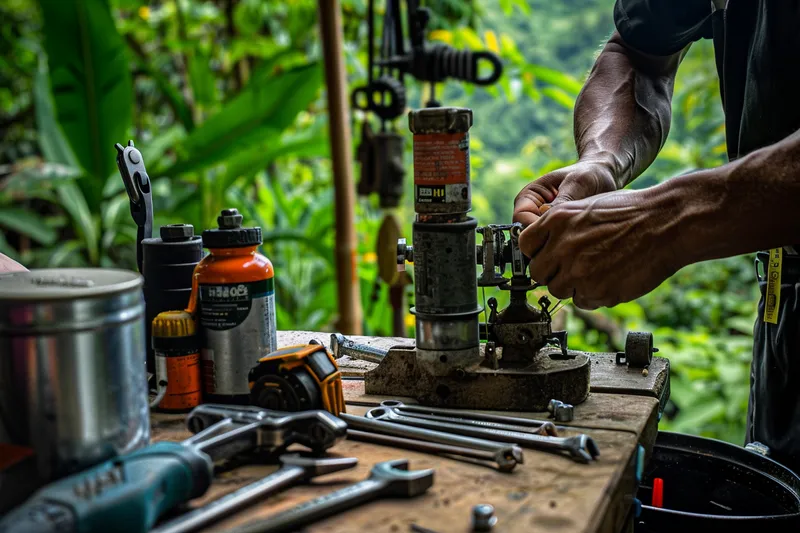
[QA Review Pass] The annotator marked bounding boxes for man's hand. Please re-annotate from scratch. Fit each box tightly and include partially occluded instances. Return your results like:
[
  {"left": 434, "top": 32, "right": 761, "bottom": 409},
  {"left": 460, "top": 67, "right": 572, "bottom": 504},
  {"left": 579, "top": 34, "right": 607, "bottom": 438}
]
[
  {"left": 518, "top": 187, "right": 684, "bottom": 310},
  {"left": 513, "top": 161, "right": 618, "bottom": 227}
]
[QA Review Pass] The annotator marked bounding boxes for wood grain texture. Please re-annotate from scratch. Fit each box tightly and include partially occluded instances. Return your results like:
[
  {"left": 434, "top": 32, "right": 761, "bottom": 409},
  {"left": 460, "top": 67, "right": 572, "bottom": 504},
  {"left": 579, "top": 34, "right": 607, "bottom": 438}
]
[{"left": 151, "top": 394, "right": 657, "bottom": 532}]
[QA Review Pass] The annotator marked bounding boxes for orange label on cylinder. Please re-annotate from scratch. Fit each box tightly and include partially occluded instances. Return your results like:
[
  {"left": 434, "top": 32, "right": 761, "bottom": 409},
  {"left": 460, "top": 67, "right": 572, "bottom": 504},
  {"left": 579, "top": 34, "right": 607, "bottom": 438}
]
[
  {"left": 160, "top": 353, "right": 202, "bottom": 411},
  {"left": 413, "top": 133, "right": 469, "bottom": 185}
]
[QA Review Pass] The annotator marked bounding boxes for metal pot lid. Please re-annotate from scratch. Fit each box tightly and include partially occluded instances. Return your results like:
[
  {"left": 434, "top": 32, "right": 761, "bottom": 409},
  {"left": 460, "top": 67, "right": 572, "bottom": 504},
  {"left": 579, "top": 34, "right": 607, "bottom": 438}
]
[{"left": 0, "top": 268, "right": 143, "bottom": 300}]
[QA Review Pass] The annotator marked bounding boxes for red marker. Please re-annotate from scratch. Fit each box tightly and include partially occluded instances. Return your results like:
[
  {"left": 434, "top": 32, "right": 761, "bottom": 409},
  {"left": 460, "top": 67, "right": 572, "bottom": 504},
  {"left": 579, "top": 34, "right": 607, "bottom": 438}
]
[{"left": 652, "top": 477, "right": 664, "bottom": 508}]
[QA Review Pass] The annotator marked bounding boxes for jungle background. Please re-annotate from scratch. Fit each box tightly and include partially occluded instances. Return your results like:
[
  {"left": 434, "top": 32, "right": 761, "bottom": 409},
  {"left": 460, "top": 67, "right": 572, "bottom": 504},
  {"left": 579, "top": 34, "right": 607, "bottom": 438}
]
[{"left": 0, "top": 0, "right": 752, "bottom": 443}]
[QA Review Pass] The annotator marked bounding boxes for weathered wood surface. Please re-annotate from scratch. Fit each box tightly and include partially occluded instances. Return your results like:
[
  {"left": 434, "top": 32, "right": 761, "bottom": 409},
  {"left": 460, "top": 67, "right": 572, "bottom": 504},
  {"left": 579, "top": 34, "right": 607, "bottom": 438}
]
[
  {"left": 151, "top": 395, "right": 657, "bottom": 533},
  {"left": 276, "top": 331, "right": 670, "bottom": 403}
]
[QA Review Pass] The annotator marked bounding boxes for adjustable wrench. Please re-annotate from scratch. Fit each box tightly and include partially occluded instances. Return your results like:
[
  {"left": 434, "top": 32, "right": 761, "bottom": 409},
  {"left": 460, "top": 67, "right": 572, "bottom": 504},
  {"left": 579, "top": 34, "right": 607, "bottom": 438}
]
[
  {"left": 150, "top": 455, "right": 358, "bottom": 533},
  {"left": 366, "top": 407, "right": 600, "bottom": 463},
  {"left": 340, "top": 413, "right": 523, "bottom": 470},
  {"left": 377, "top": 400, "right": 557, "bottom": 437},
  {"left": 185, "top": 404, "right": 348, "bottom": 455},
  {"left": 227, "top": 459, "right": 434, "bottom": 533}
]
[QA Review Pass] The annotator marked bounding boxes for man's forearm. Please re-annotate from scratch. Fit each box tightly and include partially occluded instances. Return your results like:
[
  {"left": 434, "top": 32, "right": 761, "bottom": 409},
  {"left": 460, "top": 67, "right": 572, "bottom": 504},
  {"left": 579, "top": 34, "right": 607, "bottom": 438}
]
[
  {"left": 659, "top": 131, "right": 800, "bottom": 264},
  {"left": 575, "top": 32, "right": 683, "bottom": 188}
]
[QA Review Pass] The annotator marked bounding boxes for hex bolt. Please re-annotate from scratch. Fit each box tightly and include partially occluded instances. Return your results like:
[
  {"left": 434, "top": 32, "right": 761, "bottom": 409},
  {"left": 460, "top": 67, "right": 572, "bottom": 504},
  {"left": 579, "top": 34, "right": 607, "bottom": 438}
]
[
  {"left": 554, "top": 403, "right": 574, "bottom": 423},
  {"left": 472, "top": 504, "right": 497, "bottom": 531}
]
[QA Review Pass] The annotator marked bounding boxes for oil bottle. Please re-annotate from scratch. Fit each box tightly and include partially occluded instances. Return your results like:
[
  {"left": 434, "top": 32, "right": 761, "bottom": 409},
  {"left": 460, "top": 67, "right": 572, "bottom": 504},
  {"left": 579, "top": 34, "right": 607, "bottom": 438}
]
[{"left": 187, "top": 208, "right": 277, "bottom": 404}]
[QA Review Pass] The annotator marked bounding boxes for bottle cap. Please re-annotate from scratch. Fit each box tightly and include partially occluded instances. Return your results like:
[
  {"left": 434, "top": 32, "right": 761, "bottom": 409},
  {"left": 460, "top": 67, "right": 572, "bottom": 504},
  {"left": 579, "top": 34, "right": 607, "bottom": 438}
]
[{"left": 202, "top": 208, "right": 262, "bottom": 248}]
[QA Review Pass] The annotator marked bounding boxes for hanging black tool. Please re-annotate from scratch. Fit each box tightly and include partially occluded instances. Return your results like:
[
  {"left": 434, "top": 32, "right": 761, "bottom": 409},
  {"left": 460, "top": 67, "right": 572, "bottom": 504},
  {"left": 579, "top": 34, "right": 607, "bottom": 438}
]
[
  {"left": 352, "top": 1, "right": 504, "bottom": 337},
  {"left": 115, "top": 140, "right": 153, "bottom": 273}
]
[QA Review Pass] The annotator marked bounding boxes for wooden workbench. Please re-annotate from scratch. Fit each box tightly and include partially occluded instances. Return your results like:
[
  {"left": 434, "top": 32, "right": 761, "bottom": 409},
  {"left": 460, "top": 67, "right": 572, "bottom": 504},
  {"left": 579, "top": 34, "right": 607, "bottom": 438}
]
[{"left": 151, "top": 331, "right": 665, "bottom": 533}]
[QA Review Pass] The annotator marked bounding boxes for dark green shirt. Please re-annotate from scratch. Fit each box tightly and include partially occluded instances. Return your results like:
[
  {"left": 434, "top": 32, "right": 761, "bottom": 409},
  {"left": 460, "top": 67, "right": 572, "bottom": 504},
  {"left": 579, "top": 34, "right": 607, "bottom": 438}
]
[{"left": 614, "top": 0, "right": 800, "bottom": 161}]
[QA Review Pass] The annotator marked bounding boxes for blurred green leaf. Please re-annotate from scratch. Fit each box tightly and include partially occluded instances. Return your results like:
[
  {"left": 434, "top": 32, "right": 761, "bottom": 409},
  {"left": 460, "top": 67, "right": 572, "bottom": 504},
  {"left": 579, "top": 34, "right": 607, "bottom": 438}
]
[
  {"left": 528, "top": 64, "right": 583, "bottom": 95},
  {"left": 157, "top": 62, "right": 322, "bottom": 177},
  {"left": 56, "top": 182, "right": 99, "bottom": 265},
  {"left": 39, "top": 0, "right": 133, "bottom": 202},
  {"left": 0, "top": 208, "right": 58, "bottom": 245}
]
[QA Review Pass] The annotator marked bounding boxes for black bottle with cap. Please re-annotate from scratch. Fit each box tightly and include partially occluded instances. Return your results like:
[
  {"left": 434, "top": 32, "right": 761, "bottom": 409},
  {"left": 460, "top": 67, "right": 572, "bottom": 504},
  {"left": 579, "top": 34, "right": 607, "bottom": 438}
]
[{"left": 141, "top": 224, "right": 204, "bottom": 373}]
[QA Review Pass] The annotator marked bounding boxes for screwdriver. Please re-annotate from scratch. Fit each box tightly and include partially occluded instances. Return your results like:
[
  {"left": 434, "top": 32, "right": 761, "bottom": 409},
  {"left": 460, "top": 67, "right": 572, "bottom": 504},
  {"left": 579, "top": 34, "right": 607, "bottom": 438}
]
[{"left": 0, "top": 419, "right": 263, "bottom": 533}]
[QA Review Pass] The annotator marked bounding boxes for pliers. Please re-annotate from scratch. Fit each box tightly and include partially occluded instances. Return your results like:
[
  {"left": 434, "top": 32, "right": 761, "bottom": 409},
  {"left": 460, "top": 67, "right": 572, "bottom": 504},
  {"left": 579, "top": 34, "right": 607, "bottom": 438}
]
[{"left": 115, "top": 140, "right": 153, "bottom": 273}]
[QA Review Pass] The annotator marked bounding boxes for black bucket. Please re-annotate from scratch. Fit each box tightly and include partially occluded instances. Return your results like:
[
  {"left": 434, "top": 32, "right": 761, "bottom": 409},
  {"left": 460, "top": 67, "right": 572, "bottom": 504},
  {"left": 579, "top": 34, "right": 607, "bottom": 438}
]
[{"left": 635, "top": 432, "right": 800, "bottom": 532}]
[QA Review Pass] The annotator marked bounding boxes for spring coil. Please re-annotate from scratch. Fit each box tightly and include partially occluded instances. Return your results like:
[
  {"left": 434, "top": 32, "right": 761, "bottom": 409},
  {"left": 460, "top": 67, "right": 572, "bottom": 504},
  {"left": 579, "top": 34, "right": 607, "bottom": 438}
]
[{"left": 416, "top": 44, "right": 503, "bottom": 86}]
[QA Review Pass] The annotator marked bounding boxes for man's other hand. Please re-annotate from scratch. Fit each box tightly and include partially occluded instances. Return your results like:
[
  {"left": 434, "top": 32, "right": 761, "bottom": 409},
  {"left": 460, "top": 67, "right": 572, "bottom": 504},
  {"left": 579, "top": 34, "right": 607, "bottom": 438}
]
[
  {"left": 0, "top": 254, "right": 27, "bottom": 273},
  {"left": 517, "top": 187, "right": 683, "bottom": 310},
  {"left": 513, "top": 161, "right": 618, "bottom": 227}
]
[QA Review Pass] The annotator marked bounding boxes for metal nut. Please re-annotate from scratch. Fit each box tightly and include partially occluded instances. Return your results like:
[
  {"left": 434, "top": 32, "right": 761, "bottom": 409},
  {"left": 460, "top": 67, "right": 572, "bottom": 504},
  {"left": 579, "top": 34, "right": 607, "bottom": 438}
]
[
  {"left": 553, "top": 403, "right": 574, "bottom": 423},
  {"left": 472, "top": 504, "right": 497, "bottom": 531}
]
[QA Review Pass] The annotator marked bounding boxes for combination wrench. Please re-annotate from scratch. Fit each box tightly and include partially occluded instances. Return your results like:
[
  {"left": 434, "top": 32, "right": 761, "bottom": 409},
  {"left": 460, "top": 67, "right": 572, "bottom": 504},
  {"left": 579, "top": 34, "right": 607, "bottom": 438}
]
[
  {"left": 151, "top": 455, "right": 358, "bottom": 533},
  {"left": 377, "top": 400, "right": 558, "bottom": 437},
  {"left": 366, "top": 407, "right": 600, "bottom": 463},
  {"left": 339, "top": 413, "right": 523, "bottom": 471},
  {"left": 227, "top": 460, "right": 434, "bottom": 533},
  {"left": 347, "top": 429, "right": 518, "bottom": 472}
]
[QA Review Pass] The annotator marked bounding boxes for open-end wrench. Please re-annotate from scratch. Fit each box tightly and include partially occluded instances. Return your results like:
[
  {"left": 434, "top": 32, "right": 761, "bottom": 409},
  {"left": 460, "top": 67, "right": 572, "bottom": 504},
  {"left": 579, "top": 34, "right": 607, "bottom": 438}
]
[
  {"left": 330, "top": 333, "right": 389, "bottom": 363},
  {"left": 377, "top": 400, "right": 558, "bottom": 437},
  {"left": 339, "top": 413, "right": 523, "bottom": 470},
  {"left": 347, "top": 429, "right": 517, "bottom": 472},
  {"left": 227, "top": 460, "right": 434, "bottom": 533},
  {"left": 380, "top": 400, "right": 555, "bottom": 430},
  {"left": 151, "top": 455, "right": 358, "bottom": 533},
  {"left": 366, "top": 407, "right": 600, "bottom": 463},
  {"left": 185, "top": 404, "right": 348, "bottom": 456}
]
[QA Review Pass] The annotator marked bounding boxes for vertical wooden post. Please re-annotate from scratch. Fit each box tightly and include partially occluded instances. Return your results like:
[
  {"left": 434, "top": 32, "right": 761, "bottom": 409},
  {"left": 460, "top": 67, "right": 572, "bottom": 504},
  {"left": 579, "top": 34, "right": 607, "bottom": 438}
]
[{"left": 318, "top": 0, "right": 363, "bottom": 334}]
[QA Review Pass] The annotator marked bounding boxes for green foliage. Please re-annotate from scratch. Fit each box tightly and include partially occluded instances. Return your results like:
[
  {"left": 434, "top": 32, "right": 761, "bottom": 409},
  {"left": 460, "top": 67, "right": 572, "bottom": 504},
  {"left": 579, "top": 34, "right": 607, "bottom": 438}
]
[{"left": 0, "top": 0, "right": 755, "bottom": 445}]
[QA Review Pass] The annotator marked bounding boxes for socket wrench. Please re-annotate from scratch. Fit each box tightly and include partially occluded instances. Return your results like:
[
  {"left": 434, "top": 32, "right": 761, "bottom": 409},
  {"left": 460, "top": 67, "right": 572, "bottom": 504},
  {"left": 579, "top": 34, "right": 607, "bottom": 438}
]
[
  {"left": 339, "top": 413, "right": 523, "bottom": 469},
  {"left": 227, "top": 460, "right": 433, "bottom": 533},
  {"left": 330, "top": 333, "right": 388, "bottom": 363},
  {"left": 366, "top": 407, "right": 599, "bottom": 463},
  {"left": 151, "top": 455, "right": 358, "bottom": 533},
  {"left": 378, "top": 400, "right": 557, "bottom": 437},
  {"left": 347, "top": 429, "right": 517, "bottom": 472}
]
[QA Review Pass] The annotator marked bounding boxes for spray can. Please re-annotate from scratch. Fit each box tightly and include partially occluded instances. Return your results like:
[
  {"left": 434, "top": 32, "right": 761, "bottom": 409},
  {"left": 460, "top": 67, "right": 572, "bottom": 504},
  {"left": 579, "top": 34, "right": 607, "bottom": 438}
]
[
  {"left": 190, "top": 208, "right": 277, "bottom": 403},
  {"left": 151, "top": 310, "right": 202, "bottom": 412}
]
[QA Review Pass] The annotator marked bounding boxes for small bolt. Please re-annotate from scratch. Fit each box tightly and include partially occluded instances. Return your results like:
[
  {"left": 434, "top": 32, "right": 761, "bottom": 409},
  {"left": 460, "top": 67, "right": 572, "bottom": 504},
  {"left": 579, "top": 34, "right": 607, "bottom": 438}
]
[
  {"left": 642, "top": 368, "right": 649, "bottom": 377},
  {"left": 127, "top": 149, "right": 141, "bottom": 164},
  {"left": 472, "top": 504, "right": 497, "bottom": 532},
  {"left": 548, "top": 399, "right": 563, "bottom": 415},
  {"left": 553, "top": 403, "right": 574, "bottom": 422}
]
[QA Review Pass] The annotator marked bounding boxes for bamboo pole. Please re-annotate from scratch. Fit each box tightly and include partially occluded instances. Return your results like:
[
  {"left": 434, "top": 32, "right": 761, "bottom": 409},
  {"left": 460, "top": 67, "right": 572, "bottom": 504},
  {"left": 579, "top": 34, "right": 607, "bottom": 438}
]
[{"left": 318, "top": 0, "right": 363, "bottom": 334}]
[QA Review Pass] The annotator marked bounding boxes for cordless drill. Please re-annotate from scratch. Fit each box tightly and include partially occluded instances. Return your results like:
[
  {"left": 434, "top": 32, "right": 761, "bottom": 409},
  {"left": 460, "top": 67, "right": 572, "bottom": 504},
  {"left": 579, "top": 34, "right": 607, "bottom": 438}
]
[{"left": 0, "top": 406, "right": 347, "bottom": 533}]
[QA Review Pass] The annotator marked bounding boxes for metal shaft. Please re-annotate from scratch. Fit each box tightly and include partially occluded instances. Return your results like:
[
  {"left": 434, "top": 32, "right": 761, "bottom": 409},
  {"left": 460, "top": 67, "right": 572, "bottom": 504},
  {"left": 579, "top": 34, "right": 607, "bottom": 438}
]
[
  {"left": 150, "top": 465, "right": 306, "bottom": 533},
  {"left": 330, "top": 333, "right": 387, "bottom": 363},
  {"left": 368, "top": 409, "right": 598, "bottom": 463},
  {"left": 339, "top": 413, "right": 523, "bottom": 464},
  {"left": 380, "top": 400, "right": 553, "bottom": 428},
  {"left": 231, "top": 479, "right": 387, "bottom": 533},
  {"left": 346, "top": 429, "right": 515, "bottom": 472},
  {"left": 383, "top": 409, "right": 557, "bottom": 437}
]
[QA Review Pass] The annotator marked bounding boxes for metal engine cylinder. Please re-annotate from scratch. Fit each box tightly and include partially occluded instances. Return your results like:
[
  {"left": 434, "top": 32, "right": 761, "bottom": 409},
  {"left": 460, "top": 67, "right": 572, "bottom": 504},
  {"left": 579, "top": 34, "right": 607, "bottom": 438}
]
[{"left": 407, "top": 107, "right": 481, "bottom": 376}]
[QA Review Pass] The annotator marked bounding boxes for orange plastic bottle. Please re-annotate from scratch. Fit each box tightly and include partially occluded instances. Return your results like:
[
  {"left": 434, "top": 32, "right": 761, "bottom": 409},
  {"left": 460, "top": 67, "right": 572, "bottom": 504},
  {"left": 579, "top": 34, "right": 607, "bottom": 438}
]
[{"left": 187, "top": 208, "right": 277, "bottom": 404}]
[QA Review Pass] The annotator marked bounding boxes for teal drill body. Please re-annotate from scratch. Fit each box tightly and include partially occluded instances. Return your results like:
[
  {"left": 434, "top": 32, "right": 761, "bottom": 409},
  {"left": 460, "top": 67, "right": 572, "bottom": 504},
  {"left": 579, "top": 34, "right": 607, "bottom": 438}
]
[{"left": 0, "top": 442, "right": 213, "bottom": 533}]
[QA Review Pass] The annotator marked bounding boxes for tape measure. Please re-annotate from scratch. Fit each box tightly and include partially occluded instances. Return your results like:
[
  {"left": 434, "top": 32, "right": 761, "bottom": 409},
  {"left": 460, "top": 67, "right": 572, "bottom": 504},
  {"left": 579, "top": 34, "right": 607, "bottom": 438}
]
[{"left": 248, "top": 343, "right": 346, "bottom": 415}]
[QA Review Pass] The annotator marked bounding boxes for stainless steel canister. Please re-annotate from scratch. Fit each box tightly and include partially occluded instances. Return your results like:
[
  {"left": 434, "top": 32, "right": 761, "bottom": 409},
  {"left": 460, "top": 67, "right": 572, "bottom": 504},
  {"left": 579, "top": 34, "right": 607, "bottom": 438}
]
[{"left": 0, "top": 268, "right": 150, "bottom": 480}]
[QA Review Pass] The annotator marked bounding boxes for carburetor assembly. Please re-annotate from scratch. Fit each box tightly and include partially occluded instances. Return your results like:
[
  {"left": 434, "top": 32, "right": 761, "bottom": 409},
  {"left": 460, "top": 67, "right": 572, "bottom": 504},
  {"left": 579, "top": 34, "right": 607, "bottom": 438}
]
[{"left": 365, "top": 107, "right": 594, "bottom": 411}]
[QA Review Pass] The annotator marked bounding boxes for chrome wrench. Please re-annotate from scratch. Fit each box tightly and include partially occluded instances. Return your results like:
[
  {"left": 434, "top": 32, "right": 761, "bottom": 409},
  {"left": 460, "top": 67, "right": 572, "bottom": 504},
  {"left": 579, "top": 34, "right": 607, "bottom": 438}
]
[
  {"left": 380, "top": 400, "right": 555, "bottom": 430},
  {"left": 366, "top": 407, "right": 600, "bottom": 463},
  {"left": 378, "top": 400, "right": 558, "bottom": 437},
  {"left": 339, "top": 413, "right": 523, "bottom": 470},
  {"left": 347, "top": 429, "right": 517, "bottom": 472},
  {"left": 227, "top": 460, "right": 433, "bottom": 533},
  {"left": 151, "top": 455, "right": 358, "bottom": 533}
]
